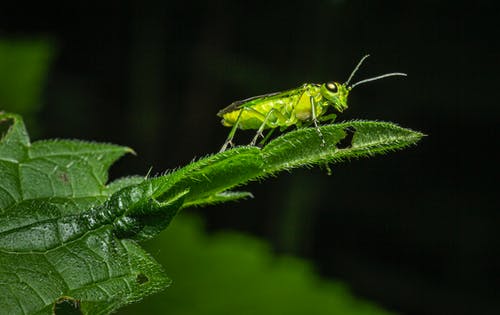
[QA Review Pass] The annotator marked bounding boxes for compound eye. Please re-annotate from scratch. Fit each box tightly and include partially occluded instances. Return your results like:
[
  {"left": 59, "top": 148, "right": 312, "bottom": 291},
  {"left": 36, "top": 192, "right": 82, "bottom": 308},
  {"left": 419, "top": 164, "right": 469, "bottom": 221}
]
[{"left": 326, "top": 82, "right": 338, "bottom": 93}]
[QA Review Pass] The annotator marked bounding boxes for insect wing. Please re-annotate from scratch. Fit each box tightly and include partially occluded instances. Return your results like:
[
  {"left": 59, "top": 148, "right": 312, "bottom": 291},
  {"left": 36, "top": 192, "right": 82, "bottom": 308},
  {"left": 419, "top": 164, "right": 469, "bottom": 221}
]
[
  {"left": 217, "top": 92, "right": 280, "bottom": 116},
  {"left": 217, "top": 87, "right": 304, "bottom": 117}
]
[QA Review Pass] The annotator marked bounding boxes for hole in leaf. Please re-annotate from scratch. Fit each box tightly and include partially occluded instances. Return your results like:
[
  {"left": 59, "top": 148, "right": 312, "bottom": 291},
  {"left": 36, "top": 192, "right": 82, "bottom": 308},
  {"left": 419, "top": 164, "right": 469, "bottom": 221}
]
[
  {"left": 0, "top": 117, "right": 14, "bottom": 141},
  {"left": 336, "top": 127, "right": 356, "bottom": 149},
  {"left": 136, "top": 273, "right": 149, "bottom": 284},
  {"left": 53, "top": 296, "right": 82, "bottom": 315}
]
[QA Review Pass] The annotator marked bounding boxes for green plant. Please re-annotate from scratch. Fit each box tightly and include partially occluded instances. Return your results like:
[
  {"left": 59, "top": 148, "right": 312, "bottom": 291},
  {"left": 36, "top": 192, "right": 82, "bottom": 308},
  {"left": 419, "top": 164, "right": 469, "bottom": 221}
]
[
  {"left": 0, "top": 112, "right": 423, "bottom": 314},
  {"left": 121, "top": 214, "right": 395, "bottom": 315}
]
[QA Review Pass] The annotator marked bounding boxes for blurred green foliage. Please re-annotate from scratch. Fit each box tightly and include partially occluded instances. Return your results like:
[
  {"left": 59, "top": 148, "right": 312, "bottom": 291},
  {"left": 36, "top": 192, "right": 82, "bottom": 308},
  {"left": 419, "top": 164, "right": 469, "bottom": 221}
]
[
  {"left": 0, "top": 38, "right": 53, "bottom": 131},
  {"left": 121, "top": 214, "right": 394, "bottom": 315}
]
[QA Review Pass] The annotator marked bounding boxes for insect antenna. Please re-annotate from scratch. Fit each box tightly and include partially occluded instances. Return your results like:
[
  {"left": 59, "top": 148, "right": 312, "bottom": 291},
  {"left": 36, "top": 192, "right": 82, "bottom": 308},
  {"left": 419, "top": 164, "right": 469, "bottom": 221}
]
[
  {"left": 349, "top": 72, "right": 407, "bottom": 89},
  {"left": 345, "top": 54, "right": 370, "bottom": 86}
]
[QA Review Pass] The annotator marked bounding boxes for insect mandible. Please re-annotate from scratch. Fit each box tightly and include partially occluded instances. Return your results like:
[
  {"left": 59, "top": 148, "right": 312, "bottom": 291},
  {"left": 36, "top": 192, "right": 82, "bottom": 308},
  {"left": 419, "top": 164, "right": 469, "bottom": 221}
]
[{"left": 217, "top": 55, "right": 406, "bottom": 152}]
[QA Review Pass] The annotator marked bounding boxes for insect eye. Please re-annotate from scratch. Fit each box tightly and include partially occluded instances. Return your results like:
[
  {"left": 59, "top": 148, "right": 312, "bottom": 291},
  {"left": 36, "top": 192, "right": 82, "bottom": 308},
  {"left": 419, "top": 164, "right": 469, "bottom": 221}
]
[{"left": 326, "top": 82, "right": 338, "bottom": 93}]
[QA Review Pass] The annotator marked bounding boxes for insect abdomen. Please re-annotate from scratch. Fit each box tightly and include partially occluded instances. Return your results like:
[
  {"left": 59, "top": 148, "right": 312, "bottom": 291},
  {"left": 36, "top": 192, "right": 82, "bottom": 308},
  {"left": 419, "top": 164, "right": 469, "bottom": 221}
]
[{"left": 221, "top": 96, "right": 298, "bottom": 129}]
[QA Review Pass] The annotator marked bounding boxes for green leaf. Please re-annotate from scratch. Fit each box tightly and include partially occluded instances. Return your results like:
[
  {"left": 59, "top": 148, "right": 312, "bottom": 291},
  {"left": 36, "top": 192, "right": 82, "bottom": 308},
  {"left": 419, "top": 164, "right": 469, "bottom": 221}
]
[
  {"left": 262, "top": 121, "right": 424, "bottom": 173},
  {"left": 0, "top": 112, "right": 423, "bottom": 314},
  {"left": 157, "top": 121, "right": 424, "bottom": 207},
  {"left": 150, "top": 146, "right": 263, "bottom": 206},
  {"left": 0, "top": 113, "right": 169, "bottom": 315}
]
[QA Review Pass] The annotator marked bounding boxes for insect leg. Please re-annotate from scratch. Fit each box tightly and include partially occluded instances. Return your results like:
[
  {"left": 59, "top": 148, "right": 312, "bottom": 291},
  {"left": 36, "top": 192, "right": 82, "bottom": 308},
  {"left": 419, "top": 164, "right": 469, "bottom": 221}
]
[
  {"left": 258, "top": 128, "right": 276, "bottom": 146},
  {"left": 250, "top": 108, "right": 289, "bottom": 146},
  {"left": 220, "top": 109, "right": 244, "bottom": 152},
  {"left": 259, "top": 116, "right": 293, "bottom": 146},
  {"left": 310, "top": 96, "right": 326, "bottom": 146},
  {"left": 250, "top": 108, "right": 277, "bottom": 146}
]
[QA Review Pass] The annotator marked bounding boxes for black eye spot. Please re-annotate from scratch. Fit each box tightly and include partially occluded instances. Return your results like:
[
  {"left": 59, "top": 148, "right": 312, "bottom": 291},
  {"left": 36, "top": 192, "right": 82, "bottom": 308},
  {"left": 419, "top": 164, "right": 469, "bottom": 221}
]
[{"left": 326, "top": 82, "right": 338, "bottom": 93}]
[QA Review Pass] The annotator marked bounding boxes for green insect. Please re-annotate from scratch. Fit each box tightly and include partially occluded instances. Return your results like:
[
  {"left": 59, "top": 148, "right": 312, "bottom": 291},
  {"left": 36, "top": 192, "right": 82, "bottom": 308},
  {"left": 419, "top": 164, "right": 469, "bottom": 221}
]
[{"left": 217, "top": 55, "right": 406, "bottom": 151}]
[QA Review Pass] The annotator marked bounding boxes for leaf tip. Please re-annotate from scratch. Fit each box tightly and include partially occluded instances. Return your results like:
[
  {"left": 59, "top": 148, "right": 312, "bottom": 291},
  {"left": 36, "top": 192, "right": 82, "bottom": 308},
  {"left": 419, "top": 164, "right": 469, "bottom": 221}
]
[{"left": 126, "top": 146, "right": 137, "bottom": 156}]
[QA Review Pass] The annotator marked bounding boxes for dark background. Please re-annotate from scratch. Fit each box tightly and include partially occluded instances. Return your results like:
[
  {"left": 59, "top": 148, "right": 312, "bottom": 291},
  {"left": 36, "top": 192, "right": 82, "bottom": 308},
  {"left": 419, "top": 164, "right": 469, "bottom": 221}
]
[{"left": 1, "top": 1, "right": 498, "bottom": 314}]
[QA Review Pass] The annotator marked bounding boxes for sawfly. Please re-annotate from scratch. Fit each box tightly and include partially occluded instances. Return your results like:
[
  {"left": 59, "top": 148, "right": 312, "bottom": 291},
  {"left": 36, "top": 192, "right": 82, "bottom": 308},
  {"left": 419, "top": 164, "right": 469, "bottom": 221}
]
[{"left": 218, "top": 55, "right": 406, "bottom": 151}]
